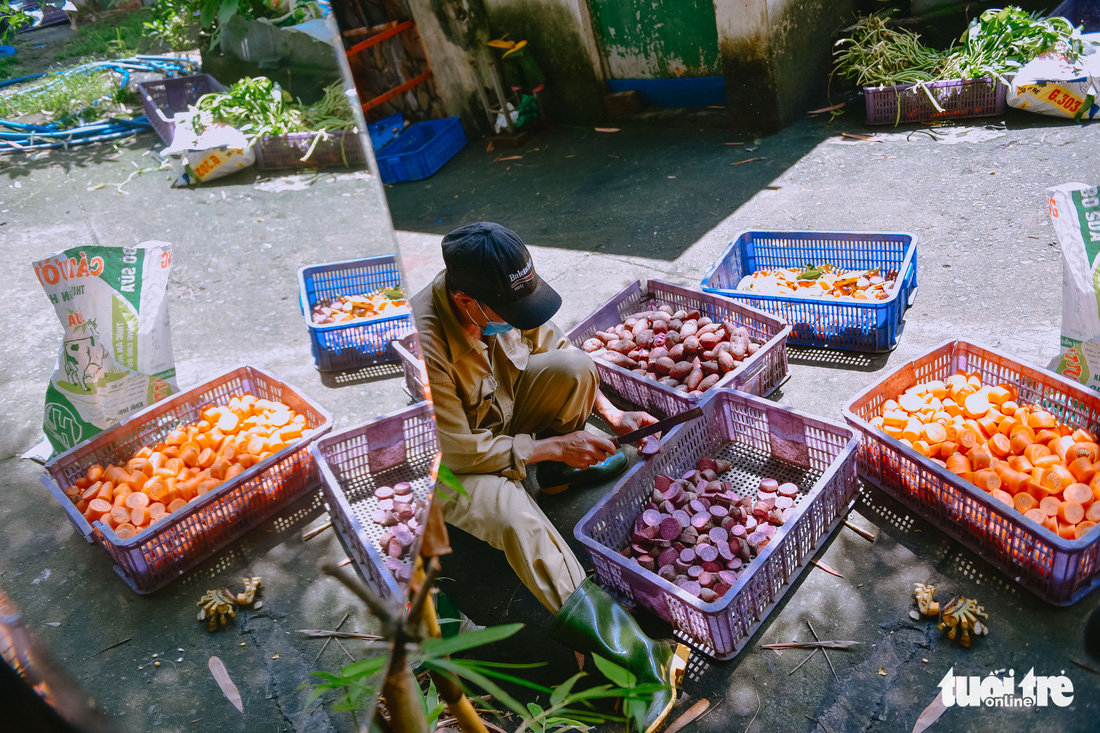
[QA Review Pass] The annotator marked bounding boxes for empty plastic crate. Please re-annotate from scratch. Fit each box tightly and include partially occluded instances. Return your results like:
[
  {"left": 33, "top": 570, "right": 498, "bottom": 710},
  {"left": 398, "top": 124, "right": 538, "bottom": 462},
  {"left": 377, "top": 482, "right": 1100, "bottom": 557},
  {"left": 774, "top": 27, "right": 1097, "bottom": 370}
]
[
  {"left": 41, "top": 366, "right": 332, "bottom": 593},
  {"left": 136, "top": 74, "right": 225, "bottom": 146},
  {"left": 375, "top": 117, "right": 465, "bottom": 184},
  {"left": 254, "top": 131, "right": 366, "bottom": 170},
  {"left": 367, "top": 113, "right": 405, "bottom": 152},
  {"left": 392, "top": 332, "right": 429, "bottom": 404},
  {"left": 567, "top": 280, "right": 791, "bottom": 419},
  {"left": 575, "top": 388, "right": 860, "bottom": 659},
  {"left": 298, "top": 255, "right": 414, "bottom": 372},
  {"left": 313, "top": 402, "right": 437, "bottom": 599},
  {"left": 844, "top": 339, "right": 1100, "bottom": 605},
  {"left": 700, "top": 231, "right": 918, "bottom": 352},
  {"left": 864, "top": 77, "right": 1006, "bottom": 126}
]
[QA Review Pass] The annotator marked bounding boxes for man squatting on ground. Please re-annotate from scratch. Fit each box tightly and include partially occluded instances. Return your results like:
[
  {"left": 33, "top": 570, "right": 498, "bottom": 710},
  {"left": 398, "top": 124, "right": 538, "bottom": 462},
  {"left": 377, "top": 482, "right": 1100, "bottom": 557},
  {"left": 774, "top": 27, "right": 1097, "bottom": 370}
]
[{"left": 412, "top": 222, "right": 686, "bottom": 733}]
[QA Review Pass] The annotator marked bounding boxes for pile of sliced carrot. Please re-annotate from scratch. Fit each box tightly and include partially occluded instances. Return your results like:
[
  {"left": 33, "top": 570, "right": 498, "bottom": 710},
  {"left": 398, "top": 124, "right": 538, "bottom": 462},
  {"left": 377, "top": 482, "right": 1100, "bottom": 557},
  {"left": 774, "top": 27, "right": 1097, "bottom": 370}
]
[
  {"left": 64, "top": 394, "right": 313, "bottom": 539},
  {"left": 871, "top": 372, "right": 1100, "bottom": 541}
]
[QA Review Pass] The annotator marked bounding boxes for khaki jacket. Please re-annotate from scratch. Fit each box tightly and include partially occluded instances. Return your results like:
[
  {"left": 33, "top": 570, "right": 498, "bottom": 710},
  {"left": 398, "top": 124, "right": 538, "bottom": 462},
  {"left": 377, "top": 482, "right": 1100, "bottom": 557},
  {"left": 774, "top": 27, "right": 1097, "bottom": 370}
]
[{"left": 411, "top": 272, "right": 569, "bottom": 480}]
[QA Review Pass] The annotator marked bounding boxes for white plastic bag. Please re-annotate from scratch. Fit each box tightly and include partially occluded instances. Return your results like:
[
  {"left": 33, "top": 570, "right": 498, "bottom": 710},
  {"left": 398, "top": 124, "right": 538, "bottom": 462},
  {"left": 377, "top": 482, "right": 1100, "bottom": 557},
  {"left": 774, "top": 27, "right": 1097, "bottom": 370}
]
[
  {"left": 1009, "top": 52, "right": 1100, "bottom": 120},
  {"left": 164, "top": 110, "right": 257, "bottom": 186},
  {"left": 34, "top": 242, "right": 178, "bottom": 454},
  {"left": 1050, "top": 183, "right": 1100, "bottom": 390}
]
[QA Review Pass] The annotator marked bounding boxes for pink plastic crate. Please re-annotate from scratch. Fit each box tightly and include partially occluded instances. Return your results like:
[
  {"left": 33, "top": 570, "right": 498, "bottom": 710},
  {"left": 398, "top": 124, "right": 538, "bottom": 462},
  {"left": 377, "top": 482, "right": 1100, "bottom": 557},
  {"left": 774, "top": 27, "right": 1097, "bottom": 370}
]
[
  {"left": 41, "top": 366, "right": 332, "bottom": 594},
  {"left": 843, "top": 339, "right": 1100, "bottom": 605},
  {"left": 392, "top": 331, "right": 429, "bottom": 404},
  {"left": 575, "top": 389, "right": 859, "bottom": 659},
  {"left": 566, "top": 280, "right": 791, "bottom": 418},
  {"left": 313, "top": 403, "right": 437, "bottom": 599}
]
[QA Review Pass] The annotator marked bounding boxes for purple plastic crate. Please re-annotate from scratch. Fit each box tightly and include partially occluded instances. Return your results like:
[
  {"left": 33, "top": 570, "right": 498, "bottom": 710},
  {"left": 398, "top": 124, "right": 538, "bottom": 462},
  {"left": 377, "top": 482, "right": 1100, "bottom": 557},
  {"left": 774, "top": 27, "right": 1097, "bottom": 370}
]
[
  {"left": 313, "top": 402, "right": 437, "bottom": 599},
  {"left": 844, "top": 339, "right": 1100, "bottom": 605},
  {"left": 255, "top": 131, "right": 366, "bottom": 170},
  {"left": 575, "top": 388, "right": 859, "bottom": 659},
  {"left": 566, "top": 280, "right": 791, "bottom": 418},
  {"left": 392, "top": 331, "right": 429, "bottom": 404},
  {"left": 298, "top": 254, "right": 413, "bottom": 372},
  {"left": 136, "top": 74, "right": 225, "bottom": 146},
  {"left": 41, "top": 366, "right": 332, "bottom": 594},
  {"left": 864, "top": 77, "right": 1006, "bottom": 125}
]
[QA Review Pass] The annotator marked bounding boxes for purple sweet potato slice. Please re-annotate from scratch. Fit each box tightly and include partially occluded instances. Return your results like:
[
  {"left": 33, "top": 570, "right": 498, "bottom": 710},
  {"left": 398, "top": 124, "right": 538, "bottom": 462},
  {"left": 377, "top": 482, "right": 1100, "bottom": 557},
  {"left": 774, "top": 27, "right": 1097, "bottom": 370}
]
[
  {"left": 657, "top": 547, "right": 678, "bottom": 567},
  {"left": 376, "top": 499, "right": 393, "bottom": 512},
  {"left": 714, "top": 458, "right": 732, "bottom": 473},
  {"left": 375, "top": 486, "right": 394, "bottom": 500},
  {"left": 775, "top": 496, "right": 794, "bottom": 510},
  {"left": 717, "top": 541, "right": 734, "bottom": 561},
  {"left": 642, "top": 509, "right": 662, "bottom": 527},
  {"left": 696, "top": 457, "right": 718, "bottom": 473},
  {"left": 713, "top": 582, "right": 731, "bottom": 597},
  {"left": 678, "top": 547, "right": 696, "bottom": 564},
  {"left": 658, "top": 565, "right": 677, "bottom": 582},
  {"left": 709, "top": 504, "right": 729, "bottom": 520},
  {"left": 699, "top": 587, "right": 718, "bottom": 603},
  {"left": 778, "top": 482, "right": 799, "bottom": 498},
  {"left": 697, "top": 571, "right": 715, "bottom": 588},
  {"left": 660, "top": 517, "right": 681, "bottom": 541},
  {"left": 759, "top": 523, "right": 776, "bottom": 537},
  {"left": 673, "top": 509, "right": 691, "bottom": 528},
  {"left": 690, "top": 512, "right": 710, "bottom": 530},
  {"left": 394, "top": 482, "right": 413, "bottom": 496},
  {"left": 687, "top": 565, "right": 704, "bottom": 579},
  {"left": 696, "top": 544, "right": 719, "bottom": 563},
  {"left": 639, "top": 435, "right": 661, "bottom": 456},
  {"left": 709, "top": 526, "right": 728, "bottom": 543},
  {"left": 638, "top": 555, "right": 656, "bottom": 572},
  {"left": 759, "top": 478, "right": 779, "bottom": 494},
  {"left": 718, "top": 570, "right": 739, "bottom": 586},
  {"left": 678, "top": 526, "right": 698, "bottom": 545},
  {"left": 680, "top": 581, "right": 702, "bottom": 597}
]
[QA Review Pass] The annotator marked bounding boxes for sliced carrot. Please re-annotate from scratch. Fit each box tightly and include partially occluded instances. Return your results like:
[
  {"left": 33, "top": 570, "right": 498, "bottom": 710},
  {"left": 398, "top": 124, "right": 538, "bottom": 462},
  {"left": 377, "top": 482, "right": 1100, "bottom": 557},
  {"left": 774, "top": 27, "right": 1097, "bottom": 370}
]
[
  {"left": 990, "top": 488, "right": 1014, "bottom": 508},
  {"left": 1059, "top": 501, "right": 1086, "bottom": 525},
  {"left": 964, "top": 392, "right": 991, "bottom": 419},
  {"left": 225, "top": 463, "right": 246, "bottom": 480},
  {"left": 1025, "top": 508, "right": 1048, "bottom": 525},
  {"left": 168, "top": 498, "right": 187, "bottom": 513},
  {"left": 1064, "top": 483, "right": 1093, "bottom": 506},
  {"left": 1024, "top": 443, "right": 1052, "bottom": 465},
  {"left": 179, "top": 443, "right": 200, "bottom": 467},
  {"left": 1003, "top": 469, "right": 1030, "bottom": 495},
  {"left": 1042, "top": 465, "right": 1075, "bottom": 495},
  {"left": 1008, "top": 455, "right": 1034, "bottom": 473},
  {"left": 922, "top": 422, "right": 947, "bottom": 444},
  {"left": 970, "top": 445, "right": 993, "bottom": 471},
  {"left": 930, "top": 458, "right": 947, "bottom": 468},
  {"left": 1035, "top": 429, "right": 1060, "bottom": 445},
  {"left": 973, "top": 469, "right": 1002, "bottom": 493},
  {"left": 162, "top": 445, "right": 180, "bottom": 459},
  {"left": 957, "top": 428, "right": 979, "bottom": 451},
  {"left": 1076, "top": 521, "right": 1097, "bottom": 539},
  {"left": 148, "top": 452, "right": 166, "bottom": 470},
  {"left": 81, "top": 483, "right": 101, "bottom": 502},
  {"left": 103, "top": 465, "right": 128, "bottom": 484},
  {"left": 87, "top": 498, "right": 112, "bottom": 520},
  {"left": 87, "top": 464, "right": 105, "bottom": 482},
  {"left": 1068, "top": 457, "right": 1096, "bottom": 484},
  {"left": 946, "top": 453, "right": 971, "bottom": 475},
  {"left": 197, "top": 448, "right": 216, "bottom": 469},
  {"left": 977, "top": 415, "right": 1000, "bottom": 438},
  {"left": 196, "top": 478, "right": 220, "bottom": 495},
  {"left": 988, "top": 433, "right": 1012, "bottom": 458},
  {"left": 114, "top": 523, "right": 137, "bottom": 540},
  {"left": 125, "top": 491, "right": 149, "bottom": 509},
  {"left": 1044, "top": 516, "right": 1059, "bottom": 534},
  {"left": 1074, "top": 428, "right": 1099, "bottom": 443},
  {"left": 95, "top": 481, "right": 114, "bottom": 503},
  {"left": 1039, "top": 496, "right": 1063, "bottom": 517},
  {"left": 997, "top": 416, "right": 1020, "bottom": 437},
  {"left": 1001, "top": 400, "right": 1019, "bottom": 416},
  {"left": 110, "top": 506, "right": 131, "bottom": 527},
  {"left": 1034, "top": 454, "right": 1063, "bottom": 469},
  {"left": 1014, "top": 492, "right": 1039, "bottom": 514},
  {"left": 1070, "top": 442, "right": 1100, "bottom": 462},
  {"left": 1058, "top": 521, "right": 1078, "bottom": 540},
  {"left": 217, "top": 411, "right": 240, "bottom": 433},
  {"left": 987, "top": 385, "right": 1011, "bottom": 405},
  {"left": 130, "top": 506, "right": 149, "bottom": 527},
  {"left": 1089, "top": 502, "right": 1100, "bottom": 523},
  {"left": 149, "top": 502, "right": 166, "bottom": 521},
  {"left": 939, "top": 441, "right": 959, "bottom": 459},
  {"left": 1028, "top": 411, "right": 1057, "bottom": 429}
]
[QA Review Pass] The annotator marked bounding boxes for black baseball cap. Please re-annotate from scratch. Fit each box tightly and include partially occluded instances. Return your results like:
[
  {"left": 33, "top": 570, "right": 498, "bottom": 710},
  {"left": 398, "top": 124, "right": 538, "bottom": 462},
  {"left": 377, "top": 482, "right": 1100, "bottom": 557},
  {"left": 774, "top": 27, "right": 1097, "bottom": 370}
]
[{"left": 441, "top": 222, "right": 562, "bottom": 330}]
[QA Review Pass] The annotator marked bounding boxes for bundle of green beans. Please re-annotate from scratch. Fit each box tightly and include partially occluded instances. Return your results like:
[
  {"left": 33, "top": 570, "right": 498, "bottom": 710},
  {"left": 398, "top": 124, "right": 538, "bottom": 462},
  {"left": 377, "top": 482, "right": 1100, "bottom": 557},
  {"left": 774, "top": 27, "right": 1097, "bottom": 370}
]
[{"left": 832, "top": 14, "right": 946, "bottom": 88}]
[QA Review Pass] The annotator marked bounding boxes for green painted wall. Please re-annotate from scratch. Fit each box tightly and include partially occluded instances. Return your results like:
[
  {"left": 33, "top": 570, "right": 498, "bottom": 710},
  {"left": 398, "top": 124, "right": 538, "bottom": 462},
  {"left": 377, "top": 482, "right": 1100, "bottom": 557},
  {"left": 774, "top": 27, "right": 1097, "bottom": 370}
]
[{"left": 588, "top": 0, "right": 721, "bottom": 78}]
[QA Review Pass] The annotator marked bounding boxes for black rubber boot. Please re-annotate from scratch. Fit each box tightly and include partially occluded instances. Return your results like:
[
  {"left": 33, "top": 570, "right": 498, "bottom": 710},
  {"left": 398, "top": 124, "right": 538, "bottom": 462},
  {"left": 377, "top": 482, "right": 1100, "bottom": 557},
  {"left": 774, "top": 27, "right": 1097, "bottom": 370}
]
[
  {"left": 550, "top": 579, "right": 684, "bottom": 733},
  {"left": 537, "top": 451, "right": 628, "bottom": 495}
]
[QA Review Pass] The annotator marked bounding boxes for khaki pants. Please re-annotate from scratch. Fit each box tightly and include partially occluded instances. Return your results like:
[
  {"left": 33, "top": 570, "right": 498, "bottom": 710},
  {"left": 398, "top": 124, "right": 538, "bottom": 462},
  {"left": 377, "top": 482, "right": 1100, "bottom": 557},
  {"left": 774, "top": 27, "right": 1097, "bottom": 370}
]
[{"left": 443, "top": 349, "right": 597, "bottom": 613}]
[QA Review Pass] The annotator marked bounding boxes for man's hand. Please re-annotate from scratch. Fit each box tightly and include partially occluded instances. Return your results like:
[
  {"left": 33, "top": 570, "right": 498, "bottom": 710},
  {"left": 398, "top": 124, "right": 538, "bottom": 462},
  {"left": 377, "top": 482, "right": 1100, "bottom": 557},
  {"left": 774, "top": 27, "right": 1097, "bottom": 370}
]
[
  {"left": 553, "top": 431, "right": 618, "bottom": 469},
  {"left": 603, "top": 408, "right": 659, "bottom": 437}
]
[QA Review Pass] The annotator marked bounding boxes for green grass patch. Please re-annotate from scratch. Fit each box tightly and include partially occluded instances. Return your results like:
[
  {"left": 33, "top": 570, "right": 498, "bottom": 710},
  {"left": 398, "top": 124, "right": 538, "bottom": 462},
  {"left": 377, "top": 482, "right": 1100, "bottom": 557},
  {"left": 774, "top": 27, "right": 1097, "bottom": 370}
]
[
  {"left": 54, "top": 8, "right": 155, "bottom": 61},
  {"left": 0, "top": 54, "right": 28, "bottom": 82},
  {"left": 0, "top": 67, "right": 129, "bottom": 127}
]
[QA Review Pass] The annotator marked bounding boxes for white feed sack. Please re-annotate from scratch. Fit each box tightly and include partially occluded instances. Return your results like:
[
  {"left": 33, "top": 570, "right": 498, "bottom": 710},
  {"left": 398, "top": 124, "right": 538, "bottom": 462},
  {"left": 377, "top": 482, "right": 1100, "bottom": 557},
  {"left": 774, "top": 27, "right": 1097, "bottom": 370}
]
[
  {"left": 33, "top": 242, "right": 178, "bottom": 455},
  {"left": 1050, "top": 183, "right": 1100, "bottom": 390}
]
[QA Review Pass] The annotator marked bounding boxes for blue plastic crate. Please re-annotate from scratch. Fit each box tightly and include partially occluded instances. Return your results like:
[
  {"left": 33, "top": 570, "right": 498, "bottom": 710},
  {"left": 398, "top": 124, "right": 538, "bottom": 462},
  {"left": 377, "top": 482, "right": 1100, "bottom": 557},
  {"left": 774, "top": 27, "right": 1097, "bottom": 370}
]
[
  {"left": 700, "top": 231, "right": 918, "bottom": 352},
  {"left": 298, "top": 255, "right": 414, "bottom": 372},
  {"left": 367, "top": 113, "right": 404, "bottom": 152},
  {"left": 375, "top": 117, "right": 466, "bottom": 184}
]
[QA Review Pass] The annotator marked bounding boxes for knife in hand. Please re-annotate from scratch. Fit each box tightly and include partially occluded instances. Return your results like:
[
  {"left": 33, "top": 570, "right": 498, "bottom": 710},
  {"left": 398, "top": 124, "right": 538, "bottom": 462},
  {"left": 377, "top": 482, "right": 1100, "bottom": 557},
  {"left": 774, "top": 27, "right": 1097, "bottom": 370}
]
[{"left": 611, "top": 406, "right": 703, "bottom": 448}]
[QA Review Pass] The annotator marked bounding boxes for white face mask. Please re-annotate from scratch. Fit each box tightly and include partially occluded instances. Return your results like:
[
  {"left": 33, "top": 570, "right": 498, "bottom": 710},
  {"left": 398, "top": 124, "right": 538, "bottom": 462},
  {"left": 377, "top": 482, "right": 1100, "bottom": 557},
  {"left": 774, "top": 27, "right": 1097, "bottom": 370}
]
[{"left": 466, "top": 300, "right": 513, "bottom": 336}]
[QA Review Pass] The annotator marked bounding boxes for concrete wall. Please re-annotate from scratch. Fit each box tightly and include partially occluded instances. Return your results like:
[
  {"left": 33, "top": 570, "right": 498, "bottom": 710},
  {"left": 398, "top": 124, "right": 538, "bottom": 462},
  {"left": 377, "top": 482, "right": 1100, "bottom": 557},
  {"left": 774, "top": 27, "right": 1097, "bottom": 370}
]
[
  {"left": 716, "top": 0, "right": 863, "bottom": 133},
  {"left": 482, "top": 0, "right": 607, "bottom": 123}
]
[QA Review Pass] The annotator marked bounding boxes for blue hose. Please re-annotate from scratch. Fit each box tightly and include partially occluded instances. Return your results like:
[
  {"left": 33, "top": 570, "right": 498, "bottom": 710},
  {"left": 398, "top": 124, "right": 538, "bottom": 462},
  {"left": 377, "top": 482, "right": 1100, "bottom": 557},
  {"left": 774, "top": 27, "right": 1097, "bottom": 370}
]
[{"left": 0, "top": 57, "right": 196, "bottom": 153}]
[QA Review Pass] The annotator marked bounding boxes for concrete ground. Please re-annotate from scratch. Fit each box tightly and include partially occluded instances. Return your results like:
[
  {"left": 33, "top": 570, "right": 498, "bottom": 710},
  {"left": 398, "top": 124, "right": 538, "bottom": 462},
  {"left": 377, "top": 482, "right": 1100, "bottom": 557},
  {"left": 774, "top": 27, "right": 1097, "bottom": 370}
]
[
  {"left": 3, "top": 95, "right": 1100, "bottom": 733},
  {"left": 389, "top": 109, "right": 1100, "bottom": 732}
]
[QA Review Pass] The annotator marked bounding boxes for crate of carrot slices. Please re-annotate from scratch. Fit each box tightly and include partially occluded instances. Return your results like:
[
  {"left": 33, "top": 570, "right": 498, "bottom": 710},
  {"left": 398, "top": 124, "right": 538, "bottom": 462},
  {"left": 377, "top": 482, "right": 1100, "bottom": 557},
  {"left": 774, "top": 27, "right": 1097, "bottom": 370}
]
[
  {"left": 42, "top": 366, "right": 332, "bottom": 593},
  {"left": 844, "top": 339, "right": 1100, "bottom": 605}
]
